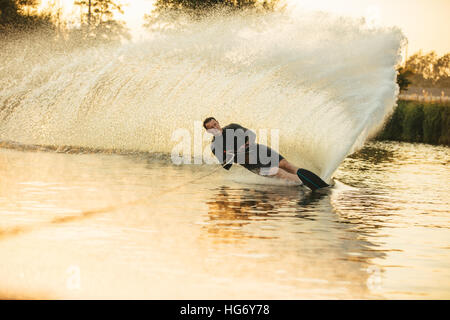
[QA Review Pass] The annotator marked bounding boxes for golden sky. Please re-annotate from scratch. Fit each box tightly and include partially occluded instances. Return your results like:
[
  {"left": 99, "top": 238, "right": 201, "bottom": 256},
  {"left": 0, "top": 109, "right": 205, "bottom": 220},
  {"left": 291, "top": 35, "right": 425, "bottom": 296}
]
[
  {"left": 298, "top": 0, "right": 450, "bottom": 55},
  {"left": 41, "top": 0, "right": 450, "bottom": 55}
]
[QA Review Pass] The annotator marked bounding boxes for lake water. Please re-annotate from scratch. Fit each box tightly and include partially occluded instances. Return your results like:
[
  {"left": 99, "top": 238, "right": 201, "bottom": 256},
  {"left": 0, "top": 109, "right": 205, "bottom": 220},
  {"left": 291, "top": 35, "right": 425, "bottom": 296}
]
[{"left": 0, "top": 140, "right": 448, "bottom": 299}]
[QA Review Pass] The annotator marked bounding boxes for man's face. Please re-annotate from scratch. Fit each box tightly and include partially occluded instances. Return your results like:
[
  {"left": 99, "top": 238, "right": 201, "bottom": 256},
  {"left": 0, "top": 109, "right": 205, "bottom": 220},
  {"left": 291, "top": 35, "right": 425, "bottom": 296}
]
[{"left": 205, "top": 119, "right": 222, "bottom": 136}]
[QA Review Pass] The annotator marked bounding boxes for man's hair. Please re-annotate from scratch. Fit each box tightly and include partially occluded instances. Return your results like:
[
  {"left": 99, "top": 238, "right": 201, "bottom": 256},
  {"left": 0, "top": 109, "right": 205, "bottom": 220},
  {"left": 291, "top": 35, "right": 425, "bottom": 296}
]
[{"left": 203, "top": 117, "right": 216, "bottom": 129}]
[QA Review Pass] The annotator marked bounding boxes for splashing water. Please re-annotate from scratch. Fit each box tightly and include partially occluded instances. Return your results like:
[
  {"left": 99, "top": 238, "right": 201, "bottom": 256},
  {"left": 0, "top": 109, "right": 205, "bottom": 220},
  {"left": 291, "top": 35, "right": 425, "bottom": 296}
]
[{"left": 0, "top": 10, "right": 405, "bottom": 181}]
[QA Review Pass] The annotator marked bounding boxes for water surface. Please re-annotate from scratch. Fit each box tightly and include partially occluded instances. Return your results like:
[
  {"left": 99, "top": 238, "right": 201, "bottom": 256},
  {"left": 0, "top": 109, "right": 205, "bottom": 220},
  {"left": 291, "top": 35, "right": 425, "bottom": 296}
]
[{"left": 0, "top": 141, "right": 448, "bottom": 299}]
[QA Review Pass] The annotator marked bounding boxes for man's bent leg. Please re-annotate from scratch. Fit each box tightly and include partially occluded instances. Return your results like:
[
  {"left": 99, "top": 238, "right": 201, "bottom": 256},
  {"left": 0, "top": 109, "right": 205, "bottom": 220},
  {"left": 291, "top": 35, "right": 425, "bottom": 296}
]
[
  {"left": 279, "top": 159, "right": 300, "bottom": 175},
  {"left": 259, "top": 167, "right": 300, "bottom": 183}
]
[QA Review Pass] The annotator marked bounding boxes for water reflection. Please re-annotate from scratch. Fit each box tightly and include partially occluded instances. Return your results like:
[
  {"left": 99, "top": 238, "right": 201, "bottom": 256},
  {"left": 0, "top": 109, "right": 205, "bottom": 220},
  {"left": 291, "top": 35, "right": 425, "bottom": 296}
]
[
  {"left": 348, "top": 143, "right": 395, "bottom": 164},
  {"left": 202, "top": 183, "right": 389, "bottom": 298},
  {"left": 204, "top": 185, "right": 317, "bottom": 241}
]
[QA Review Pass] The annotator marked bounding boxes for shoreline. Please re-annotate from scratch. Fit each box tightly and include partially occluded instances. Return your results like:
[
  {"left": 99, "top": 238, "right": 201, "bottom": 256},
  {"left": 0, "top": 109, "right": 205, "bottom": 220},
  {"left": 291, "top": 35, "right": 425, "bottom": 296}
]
[{"left": 376, "top": 99, "right": 450, "bottom": 146}]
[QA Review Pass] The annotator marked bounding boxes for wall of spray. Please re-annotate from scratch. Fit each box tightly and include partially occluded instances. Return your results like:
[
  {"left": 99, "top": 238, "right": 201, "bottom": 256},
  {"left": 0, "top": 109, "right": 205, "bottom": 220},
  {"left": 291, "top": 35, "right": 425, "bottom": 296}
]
[{"left": 0, "top": 9, "right": 405, "bottom": 181}]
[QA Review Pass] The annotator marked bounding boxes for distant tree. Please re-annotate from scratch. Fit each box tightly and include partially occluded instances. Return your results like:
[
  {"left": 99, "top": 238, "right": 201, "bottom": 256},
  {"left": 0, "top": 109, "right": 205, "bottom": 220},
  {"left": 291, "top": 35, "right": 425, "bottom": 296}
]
[
  {"left": 0, "top": 0, "right": 54, "bottom": 33},
  {"left": 144, "top": 0, "right": 282, "bottom": 31},
  {"left": 16, "top": 0, "right": 39, "bottom": 13},
  {"left": 397, "top": 67, "right": 413, "bottom": 92},
  {"left": 73, "top": 0, "right": 130, "bottom": 45},
  {"left": 0, "top": 0, "right": 21, "bottom": 24},
  {"left": 404, "top": 51, "right": 450, "bottom": 88},
  {"left": 436, "top": 54, "right": 450, "bottom": 77},
  {"left": 406, "top": 51, "right": 438, "bottom": 81}
]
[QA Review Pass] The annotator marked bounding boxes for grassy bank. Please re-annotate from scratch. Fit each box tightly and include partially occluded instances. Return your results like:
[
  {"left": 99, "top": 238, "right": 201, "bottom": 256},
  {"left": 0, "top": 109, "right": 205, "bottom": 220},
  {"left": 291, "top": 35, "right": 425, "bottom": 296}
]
[{"left": 376, "top": 100, "right": 450, "bottom": 146}]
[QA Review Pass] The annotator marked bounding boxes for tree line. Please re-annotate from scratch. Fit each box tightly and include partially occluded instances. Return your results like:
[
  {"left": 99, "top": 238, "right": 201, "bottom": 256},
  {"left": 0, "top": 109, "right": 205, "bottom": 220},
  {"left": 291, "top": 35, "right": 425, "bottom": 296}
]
[
  {"left": 1, "top": 0, "right": 280, "bottom": 45},
  {"left": 0, "top": 0, "right": 130, "bottom": 45}
]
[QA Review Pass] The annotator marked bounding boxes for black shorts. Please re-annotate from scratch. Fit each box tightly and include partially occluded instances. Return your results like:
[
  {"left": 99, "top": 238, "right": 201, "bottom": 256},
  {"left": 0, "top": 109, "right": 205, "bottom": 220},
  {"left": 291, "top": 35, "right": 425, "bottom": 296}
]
[{"left": 237, "top": 144, "right": 285, "bottom": 174}]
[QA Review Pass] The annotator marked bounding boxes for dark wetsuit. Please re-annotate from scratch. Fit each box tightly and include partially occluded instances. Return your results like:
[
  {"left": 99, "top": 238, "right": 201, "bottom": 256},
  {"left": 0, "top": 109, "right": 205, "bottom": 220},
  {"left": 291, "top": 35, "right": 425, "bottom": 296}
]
[{"left": 210, "top": 123, "right": 285, "bottom": 174}]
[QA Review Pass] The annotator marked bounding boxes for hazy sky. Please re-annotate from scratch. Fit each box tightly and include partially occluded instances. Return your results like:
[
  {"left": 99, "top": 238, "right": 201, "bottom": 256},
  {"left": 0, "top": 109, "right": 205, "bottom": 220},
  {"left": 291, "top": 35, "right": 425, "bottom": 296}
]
[
  {"left": 43, "top": 0, "right": 450, "bottom": 55},
  {"left": 297, "top": 0, "right": 450, "bottom": 55}
]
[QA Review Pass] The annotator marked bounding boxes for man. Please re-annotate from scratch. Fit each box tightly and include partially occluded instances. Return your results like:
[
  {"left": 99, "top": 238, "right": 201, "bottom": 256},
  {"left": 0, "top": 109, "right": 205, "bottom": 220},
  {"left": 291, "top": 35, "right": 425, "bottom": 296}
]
[{"left": 203, "top": 117, "right": 302, "bottom": 183}]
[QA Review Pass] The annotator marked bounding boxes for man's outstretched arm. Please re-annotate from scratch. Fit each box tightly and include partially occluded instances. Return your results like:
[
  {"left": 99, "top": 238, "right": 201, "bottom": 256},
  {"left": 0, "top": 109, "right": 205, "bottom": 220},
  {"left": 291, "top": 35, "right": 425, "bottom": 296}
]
[{"left": 211, "top": 144, "right": 233, "bottom": 170}]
